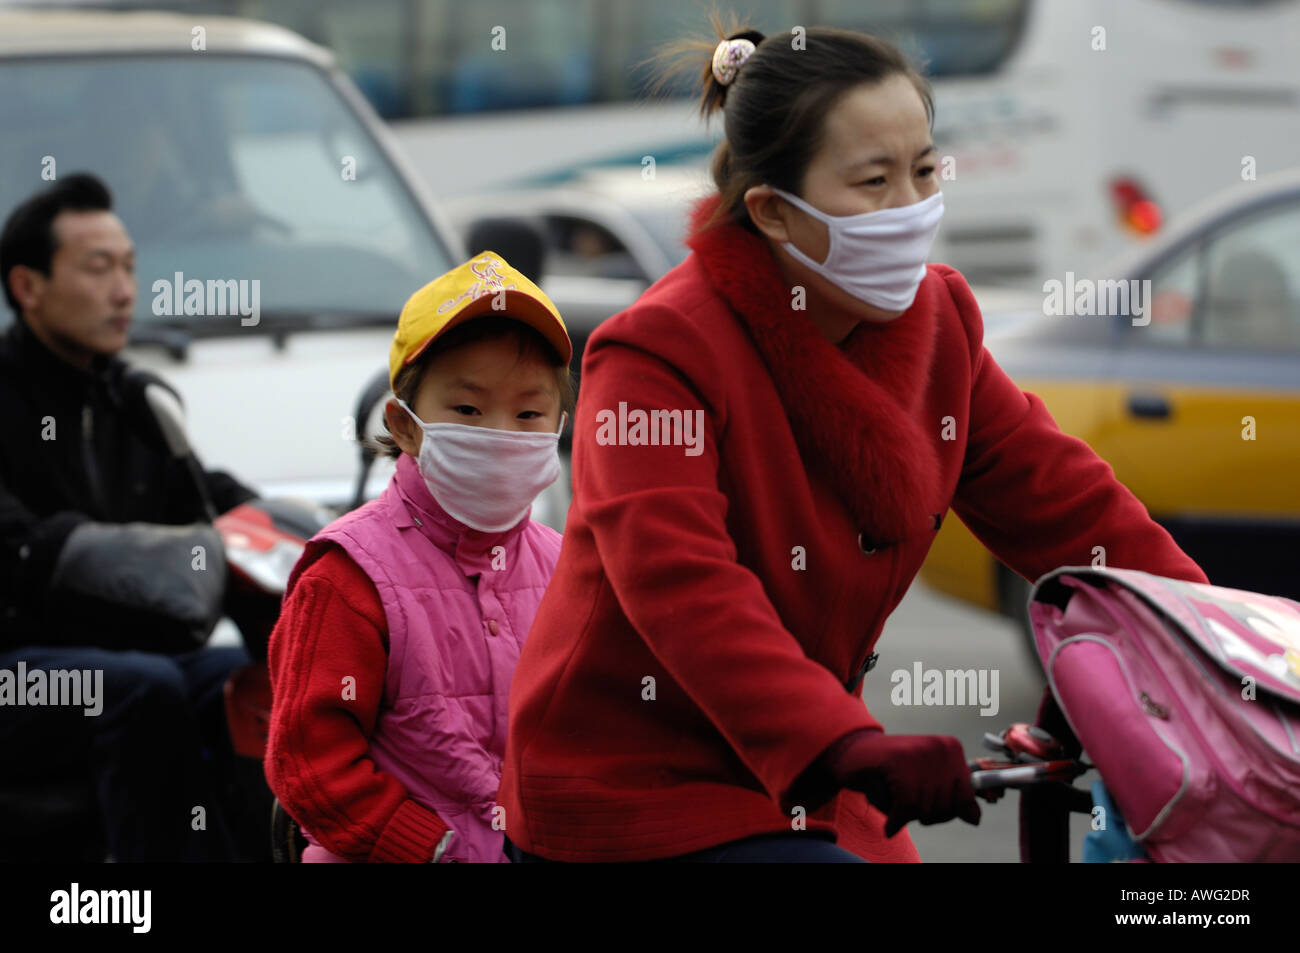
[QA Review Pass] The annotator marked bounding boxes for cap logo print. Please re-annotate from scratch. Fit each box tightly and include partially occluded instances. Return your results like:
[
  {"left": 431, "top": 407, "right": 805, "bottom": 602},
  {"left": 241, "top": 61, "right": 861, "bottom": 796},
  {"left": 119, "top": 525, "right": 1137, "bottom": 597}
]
[{"left": 436, "top": 255, "right": 517, "bottom": 313}]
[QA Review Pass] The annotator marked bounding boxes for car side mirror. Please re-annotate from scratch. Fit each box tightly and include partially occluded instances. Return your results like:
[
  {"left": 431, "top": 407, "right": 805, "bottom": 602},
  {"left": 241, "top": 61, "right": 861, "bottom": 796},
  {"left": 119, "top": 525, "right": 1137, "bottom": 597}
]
[
  {"left": 349, "top": 366, "right": 394, "bottom": 512},
  {"left": 140, "top": 377, "right": 191, "bottom": 459},
  {"left": 123, "top": 367, "right": 217, "bottom": 520}
]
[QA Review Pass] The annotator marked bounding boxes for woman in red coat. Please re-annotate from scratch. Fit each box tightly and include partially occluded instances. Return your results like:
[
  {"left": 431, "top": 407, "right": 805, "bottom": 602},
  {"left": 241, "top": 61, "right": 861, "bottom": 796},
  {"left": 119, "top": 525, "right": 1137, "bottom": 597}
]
[{"left": 498, "top": 22, "right": 1208, "bottom": 863}]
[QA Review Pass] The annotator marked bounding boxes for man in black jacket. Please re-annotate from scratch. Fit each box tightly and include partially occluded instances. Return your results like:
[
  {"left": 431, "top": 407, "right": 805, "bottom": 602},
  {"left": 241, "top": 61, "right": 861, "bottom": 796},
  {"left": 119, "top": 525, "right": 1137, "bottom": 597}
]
[{"left": 0, "top": 173, "right": 262, "bottom": 861}]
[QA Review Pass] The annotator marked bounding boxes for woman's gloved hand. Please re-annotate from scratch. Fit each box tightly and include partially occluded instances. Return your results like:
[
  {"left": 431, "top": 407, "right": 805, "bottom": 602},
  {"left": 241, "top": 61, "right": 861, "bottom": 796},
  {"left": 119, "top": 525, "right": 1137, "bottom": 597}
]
[{"left": 824, "top": 729, "right": 982, "bottom": 837}]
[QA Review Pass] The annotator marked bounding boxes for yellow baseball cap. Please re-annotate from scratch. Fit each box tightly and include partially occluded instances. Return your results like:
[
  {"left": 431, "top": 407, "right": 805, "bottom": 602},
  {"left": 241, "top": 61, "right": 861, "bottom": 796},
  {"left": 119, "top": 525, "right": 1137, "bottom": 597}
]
[{"left": 389, "top": 250, "right": 572, "bottom": 389}]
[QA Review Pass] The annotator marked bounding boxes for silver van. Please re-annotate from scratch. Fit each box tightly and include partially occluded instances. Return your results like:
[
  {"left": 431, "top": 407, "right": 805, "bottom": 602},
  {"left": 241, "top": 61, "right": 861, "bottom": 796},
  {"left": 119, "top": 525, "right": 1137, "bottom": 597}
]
[{"left": 0, "top": 9, "right": 570, "bottom": 527}]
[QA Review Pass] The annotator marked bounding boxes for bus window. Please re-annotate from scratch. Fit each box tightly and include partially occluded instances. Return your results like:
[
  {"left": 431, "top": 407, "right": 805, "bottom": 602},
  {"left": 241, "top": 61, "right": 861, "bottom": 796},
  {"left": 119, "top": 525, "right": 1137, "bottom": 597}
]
[
  {"left": 1167, "top": 0, "right": 1296, "bottom": 6},
  {"left": 610, "top": 0, "right": 802, "bottom": 100},
  {"left": 817, "top": 0, "right": 1030, "bottom": 77},
  {"left": 242, "top": 0, "right": 412, "bottom": 119},
  {"left": 73, "top": 0, "right": 1029, "bottom": 115},
  {"left": 413, "top": 0, "right": 601, "bottom": 114}
]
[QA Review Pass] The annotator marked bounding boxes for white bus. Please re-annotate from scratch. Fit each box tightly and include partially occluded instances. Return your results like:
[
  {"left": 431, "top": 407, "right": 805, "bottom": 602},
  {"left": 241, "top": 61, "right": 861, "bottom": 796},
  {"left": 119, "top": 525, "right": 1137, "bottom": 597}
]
[
  {"left": 19, "top": 0, "right": 1300, "bottom": 287},
  {"left": 924, "top": 0, "right": 1300, "bottom": 285}
]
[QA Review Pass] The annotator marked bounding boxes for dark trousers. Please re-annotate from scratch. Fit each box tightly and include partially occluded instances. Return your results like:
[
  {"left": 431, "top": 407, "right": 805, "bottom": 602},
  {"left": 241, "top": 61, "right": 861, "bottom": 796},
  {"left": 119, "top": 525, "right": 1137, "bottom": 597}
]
[
  {"left": 504, "top": 832, "right": 869, "bottom": 863},
  {"left": 0, "top": 643, "right": 267, "bottom": 862}
]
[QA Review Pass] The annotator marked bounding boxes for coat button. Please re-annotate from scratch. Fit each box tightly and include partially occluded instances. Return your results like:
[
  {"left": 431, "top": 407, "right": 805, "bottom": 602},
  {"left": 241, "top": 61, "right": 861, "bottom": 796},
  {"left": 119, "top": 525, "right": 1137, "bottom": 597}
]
[
  {"left": 857, "top": 531, "right": 877, "bottom": 555},
  {"left": 487, "top": 620, "right": 500, "bottom": 636}
]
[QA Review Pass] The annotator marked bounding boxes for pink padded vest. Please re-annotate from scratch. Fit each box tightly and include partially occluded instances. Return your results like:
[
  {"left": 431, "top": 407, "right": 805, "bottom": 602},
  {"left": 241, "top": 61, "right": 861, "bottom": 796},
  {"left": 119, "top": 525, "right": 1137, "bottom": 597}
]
[{"left": 298, "top": 452, "right": 561, "bottom": 862}]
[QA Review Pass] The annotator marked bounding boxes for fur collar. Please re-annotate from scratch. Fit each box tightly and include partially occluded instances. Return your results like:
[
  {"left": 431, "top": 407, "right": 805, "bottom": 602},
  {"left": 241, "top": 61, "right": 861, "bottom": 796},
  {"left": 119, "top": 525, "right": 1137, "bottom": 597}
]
[{"left": 685, "top": 194, "right": 942, "bottom": 545}]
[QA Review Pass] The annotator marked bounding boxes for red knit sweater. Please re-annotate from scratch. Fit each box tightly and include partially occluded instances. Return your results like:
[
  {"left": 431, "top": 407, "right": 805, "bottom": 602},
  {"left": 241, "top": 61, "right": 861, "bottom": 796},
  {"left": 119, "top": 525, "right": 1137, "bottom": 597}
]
[{"left": 264, "top": 543, "right": 451, "bottom": 862}]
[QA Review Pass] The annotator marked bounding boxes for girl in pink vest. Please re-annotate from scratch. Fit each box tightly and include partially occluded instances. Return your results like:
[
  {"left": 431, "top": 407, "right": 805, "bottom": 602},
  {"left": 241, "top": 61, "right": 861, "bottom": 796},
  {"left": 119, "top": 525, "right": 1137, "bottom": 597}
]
[{"left": 265, "top": 252, "right": 574, "bottom": 862}]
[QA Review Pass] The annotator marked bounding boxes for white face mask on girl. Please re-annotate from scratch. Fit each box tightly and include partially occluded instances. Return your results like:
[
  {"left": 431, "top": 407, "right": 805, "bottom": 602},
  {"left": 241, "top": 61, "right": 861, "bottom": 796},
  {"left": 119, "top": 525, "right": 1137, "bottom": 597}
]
[
  {"left": 768, "top": 188, "right": 944, "bottom": 312},
  {"left": 396, "top": 399, "right": 566, "bottom": 533}
]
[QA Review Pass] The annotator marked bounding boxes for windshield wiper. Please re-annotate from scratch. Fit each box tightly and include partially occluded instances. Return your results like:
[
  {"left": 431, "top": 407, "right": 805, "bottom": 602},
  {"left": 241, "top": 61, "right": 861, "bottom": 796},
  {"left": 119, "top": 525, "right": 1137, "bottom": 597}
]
[
  {"left": 258, "top": 310, "right": 397, "bottom": 329},
  {"left": 128, "top": 310, "right": 397, "bottom": 358}
]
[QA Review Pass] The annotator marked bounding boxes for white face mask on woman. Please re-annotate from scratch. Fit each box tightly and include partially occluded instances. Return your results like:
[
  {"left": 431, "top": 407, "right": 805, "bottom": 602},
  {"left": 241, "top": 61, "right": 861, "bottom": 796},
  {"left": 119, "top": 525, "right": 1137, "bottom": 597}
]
[
  {"left": 768, "top": 188, "right": 945, "bottom": 312},
  {"left": 396, "top": 399, "right": 566, "bottom": 532}
]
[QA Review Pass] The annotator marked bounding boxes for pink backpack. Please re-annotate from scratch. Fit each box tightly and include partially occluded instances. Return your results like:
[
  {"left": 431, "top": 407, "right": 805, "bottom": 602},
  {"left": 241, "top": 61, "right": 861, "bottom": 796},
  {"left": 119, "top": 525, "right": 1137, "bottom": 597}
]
[{"left": 1026, "top": 566, "right": 1300, "bottom": 862}]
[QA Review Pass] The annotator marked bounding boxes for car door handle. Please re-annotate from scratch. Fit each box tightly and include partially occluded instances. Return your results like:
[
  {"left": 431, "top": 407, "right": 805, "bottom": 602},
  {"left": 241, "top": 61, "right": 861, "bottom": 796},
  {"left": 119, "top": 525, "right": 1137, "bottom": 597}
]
[{"left": 1127, "top": 392, "right": 1171, "bottom": 419}]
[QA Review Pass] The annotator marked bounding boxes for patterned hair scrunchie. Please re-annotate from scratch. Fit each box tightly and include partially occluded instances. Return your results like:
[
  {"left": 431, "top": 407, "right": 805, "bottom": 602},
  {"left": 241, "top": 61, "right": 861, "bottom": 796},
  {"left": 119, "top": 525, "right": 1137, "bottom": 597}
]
[{"left": 711, "top": 37, "right": 756, "bottom": 87}]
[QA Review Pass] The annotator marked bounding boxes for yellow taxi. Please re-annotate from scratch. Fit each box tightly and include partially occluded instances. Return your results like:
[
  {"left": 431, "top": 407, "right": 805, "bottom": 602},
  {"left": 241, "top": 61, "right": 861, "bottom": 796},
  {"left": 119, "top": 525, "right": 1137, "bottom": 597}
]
[{"left": 923, "top": 169, "right": 1300, "bottom": 634}]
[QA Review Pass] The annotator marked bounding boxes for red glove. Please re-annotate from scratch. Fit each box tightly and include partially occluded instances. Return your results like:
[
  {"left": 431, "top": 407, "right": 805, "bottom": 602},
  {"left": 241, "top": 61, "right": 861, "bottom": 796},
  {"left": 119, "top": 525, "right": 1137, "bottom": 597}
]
[{"left": 823, "top": 729, "right": 982, "bottom": 837}]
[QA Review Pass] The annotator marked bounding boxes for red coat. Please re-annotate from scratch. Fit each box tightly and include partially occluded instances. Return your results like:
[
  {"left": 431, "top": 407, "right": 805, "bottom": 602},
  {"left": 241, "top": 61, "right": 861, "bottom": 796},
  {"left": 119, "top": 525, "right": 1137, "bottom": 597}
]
[{"left": 498, "top": 196, "right": 1207, "bottom": 862}]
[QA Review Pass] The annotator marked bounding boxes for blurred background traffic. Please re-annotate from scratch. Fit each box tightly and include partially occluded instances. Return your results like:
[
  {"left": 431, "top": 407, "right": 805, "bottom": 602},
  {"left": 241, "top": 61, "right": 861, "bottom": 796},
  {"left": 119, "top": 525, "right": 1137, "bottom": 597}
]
[{"left": 1, "top": 0, "right": 1296, "bottom": 860}]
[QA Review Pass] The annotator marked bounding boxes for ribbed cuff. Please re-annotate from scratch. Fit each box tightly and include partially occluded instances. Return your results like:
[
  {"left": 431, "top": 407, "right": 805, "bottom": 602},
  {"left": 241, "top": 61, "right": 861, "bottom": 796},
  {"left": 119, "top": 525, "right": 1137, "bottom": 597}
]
[{"left": 369, "top": 800, "right": 452, "bottom": 863}]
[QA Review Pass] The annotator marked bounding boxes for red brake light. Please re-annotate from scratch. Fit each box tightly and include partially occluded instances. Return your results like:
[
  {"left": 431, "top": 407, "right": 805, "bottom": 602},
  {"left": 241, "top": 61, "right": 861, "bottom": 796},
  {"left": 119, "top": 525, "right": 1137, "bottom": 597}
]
[
  {"left": 1110, "top": 177, "right": 1163, "bottom": 236},
  {"left": 1214, "top": 47, "right": 1252, "bottom": 70},
  {"left": 1127, "top": 199, "right": 1163, "bottom": 234}
]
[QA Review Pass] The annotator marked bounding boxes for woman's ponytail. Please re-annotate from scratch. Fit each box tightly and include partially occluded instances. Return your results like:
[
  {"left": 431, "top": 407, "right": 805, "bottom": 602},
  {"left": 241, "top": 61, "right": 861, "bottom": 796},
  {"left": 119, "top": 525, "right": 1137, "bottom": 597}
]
[
  {"left": 644, "top": 13, "right": 763, "bottom": 120},
  {"left": 702, "top": 28, "right": 765, "bottom": 117}
]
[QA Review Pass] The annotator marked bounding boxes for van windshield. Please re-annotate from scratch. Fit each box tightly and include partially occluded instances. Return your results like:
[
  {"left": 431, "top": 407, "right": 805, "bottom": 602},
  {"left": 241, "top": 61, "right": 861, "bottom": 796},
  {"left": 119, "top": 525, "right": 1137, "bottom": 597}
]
[{"left": 0, "top": 55, "right": 451, "bottom": 328}]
